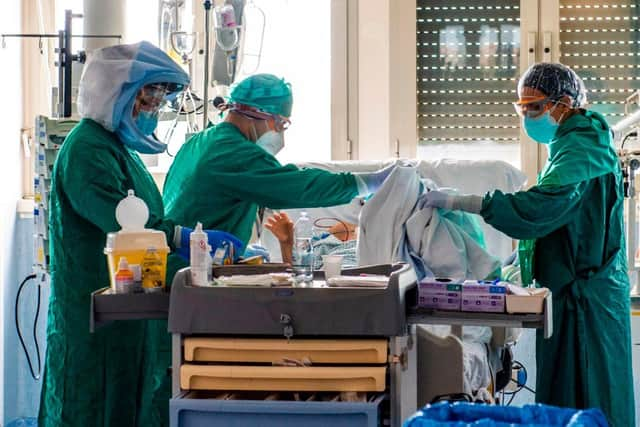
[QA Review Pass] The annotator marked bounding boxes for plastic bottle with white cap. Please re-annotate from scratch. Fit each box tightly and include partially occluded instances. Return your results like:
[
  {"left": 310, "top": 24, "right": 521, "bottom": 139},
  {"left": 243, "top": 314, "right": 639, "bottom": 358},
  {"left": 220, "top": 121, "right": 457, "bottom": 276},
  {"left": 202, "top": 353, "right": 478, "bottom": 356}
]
[{"left": 190, "top": 222, "right": 209, "bottom": 286}]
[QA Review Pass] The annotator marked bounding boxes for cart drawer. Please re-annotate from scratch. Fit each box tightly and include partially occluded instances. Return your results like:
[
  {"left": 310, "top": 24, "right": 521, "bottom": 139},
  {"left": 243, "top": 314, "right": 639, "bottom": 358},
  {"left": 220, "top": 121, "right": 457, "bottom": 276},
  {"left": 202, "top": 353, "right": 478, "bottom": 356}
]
[
  {"left": 170, "top": 391, "right": 385, "bottom": 427},
  {"left": 183, "top": 338, "right": 388, "bottom": 364},
  {"left": 180, "top": 365, "right": 387, "bottom": 392}
]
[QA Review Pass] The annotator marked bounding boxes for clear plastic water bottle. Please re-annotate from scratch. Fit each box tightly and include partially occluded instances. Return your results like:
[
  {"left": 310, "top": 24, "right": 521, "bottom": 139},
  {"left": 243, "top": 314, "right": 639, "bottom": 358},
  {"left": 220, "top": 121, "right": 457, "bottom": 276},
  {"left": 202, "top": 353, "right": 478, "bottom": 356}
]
[{"left": 292, "top": 212, "right": 314, "bottom": 285}]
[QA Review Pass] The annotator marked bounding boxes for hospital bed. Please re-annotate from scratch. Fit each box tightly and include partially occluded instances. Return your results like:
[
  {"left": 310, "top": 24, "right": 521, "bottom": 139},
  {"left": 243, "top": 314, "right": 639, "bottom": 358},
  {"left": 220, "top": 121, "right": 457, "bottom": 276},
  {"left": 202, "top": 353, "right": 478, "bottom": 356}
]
[{"left": 258, "top": 158, "right": 528, "bottom": 403}]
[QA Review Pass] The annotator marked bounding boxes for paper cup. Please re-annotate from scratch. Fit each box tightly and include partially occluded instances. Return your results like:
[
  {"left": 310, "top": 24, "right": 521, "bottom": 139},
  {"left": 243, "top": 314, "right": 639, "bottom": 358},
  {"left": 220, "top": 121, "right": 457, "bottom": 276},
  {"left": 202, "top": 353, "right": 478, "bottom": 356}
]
[{"left": 322, "top": 255, "right": 343, "bottom": 279}]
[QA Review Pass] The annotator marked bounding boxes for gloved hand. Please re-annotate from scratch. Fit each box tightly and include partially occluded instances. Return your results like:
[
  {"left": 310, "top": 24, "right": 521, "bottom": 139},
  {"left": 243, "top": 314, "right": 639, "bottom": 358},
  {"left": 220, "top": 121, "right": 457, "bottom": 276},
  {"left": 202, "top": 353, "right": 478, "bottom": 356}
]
[
  {"left": 354, "top": 163, "right": 397, "bottom": 195},
  {"left": 417, "top": 190, "right": 483, "bottom": 214},
  {"left": 243, "top": 243, "right": 271, "bottom": 262},
  {"left": 174, "top": 225, "right": 245, "bottom": 262}
]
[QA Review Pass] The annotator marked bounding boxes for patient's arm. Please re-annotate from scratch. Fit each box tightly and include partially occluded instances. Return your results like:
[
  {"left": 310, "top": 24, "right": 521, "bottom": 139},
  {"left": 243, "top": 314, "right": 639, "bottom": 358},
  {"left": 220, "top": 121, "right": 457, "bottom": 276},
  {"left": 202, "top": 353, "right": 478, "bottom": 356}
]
[
  {"left": 265, "top": 212, "right": 294, "bottom": 264},
  {"left": 328, "top": 221, "right": 358, "bottom": 241}
]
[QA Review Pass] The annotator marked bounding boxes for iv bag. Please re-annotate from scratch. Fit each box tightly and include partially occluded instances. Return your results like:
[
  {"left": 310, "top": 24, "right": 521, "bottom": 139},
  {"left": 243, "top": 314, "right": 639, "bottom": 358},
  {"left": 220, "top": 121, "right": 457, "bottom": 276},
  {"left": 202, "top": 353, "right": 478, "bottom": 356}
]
[{"left": 214, "top": 3, "right": 240, "bottom": 52}]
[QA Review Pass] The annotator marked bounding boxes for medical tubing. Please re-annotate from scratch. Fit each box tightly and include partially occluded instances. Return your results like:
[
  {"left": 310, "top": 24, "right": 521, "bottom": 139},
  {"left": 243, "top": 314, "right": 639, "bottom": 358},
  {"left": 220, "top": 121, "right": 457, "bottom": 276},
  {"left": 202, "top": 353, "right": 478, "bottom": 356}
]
[
  {"left": 15, "top": 273, "right": 41, "bottom": 380},
  {"left": 502, "top": 360, "right": 534, "bottom": 406},
  {"left": 621, "top": 131, "right": 637, "bottom": 150},
  {"left": 313, "top": 217, "right": 351, "bottom": 240}
]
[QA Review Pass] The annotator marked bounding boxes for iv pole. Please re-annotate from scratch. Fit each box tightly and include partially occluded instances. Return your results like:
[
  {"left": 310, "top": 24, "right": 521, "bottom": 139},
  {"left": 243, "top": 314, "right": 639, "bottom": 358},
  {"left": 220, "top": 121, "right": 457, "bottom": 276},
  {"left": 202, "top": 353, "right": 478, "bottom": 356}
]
[
  {"left": 202, "top": 0, "right": 212, "bottom": 129},
  {"left": 2, "top": 9, "right": 121, "bottom": 118}
]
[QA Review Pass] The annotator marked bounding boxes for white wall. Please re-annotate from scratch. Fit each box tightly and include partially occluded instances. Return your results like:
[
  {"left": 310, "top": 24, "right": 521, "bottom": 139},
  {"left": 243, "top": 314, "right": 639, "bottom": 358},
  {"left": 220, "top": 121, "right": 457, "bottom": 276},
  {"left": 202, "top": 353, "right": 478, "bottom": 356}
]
[{"left": 0, "top": 0, "right": 25, "bottom": 422}]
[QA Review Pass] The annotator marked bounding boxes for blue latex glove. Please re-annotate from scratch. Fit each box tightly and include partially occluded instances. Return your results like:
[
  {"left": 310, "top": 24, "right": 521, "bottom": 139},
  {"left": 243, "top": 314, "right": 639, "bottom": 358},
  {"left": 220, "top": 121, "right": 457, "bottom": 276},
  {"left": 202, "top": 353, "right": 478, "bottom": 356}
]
[
  {"left": 174, "top": 225, "right": 245, "bottom": 262},
  {"left": 417, "top": 190, "right": 483, "bottom": 213},
  {"left": 243, "top": 243, "right": 271, "bottom": 262},
  {"left": 354, "top": 163, "right": 396, "bottom": 195}
]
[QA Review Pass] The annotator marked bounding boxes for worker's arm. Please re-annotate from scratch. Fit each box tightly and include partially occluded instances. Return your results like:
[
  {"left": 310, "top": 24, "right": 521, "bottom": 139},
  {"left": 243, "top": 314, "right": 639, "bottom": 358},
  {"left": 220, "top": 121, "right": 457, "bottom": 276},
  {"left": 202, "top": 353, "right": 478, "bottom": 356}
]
[
  {"left": 480, "top": 181, "right": 588, "bottom": 240},
  {"left": 213, "top": 150, "right": 359, "bottom": 209}
]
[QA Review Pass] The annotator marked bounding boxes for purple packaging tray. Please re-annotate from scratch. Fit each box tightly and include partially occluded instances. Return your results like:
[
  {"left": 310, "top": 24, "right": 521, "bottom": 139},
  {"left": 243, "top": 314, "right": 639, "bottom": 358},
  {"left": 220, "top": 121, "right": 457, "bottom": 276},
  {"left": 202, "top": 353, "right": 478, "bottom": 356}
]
[
  {"left": 461, "top": 294, "right": 505, "bottom": 313},
  {"left": 462, "top": 280, "right": 507, "bottom": 295},
  {"left": 419, "top": 279, "right": 462, "bottom": 311}
]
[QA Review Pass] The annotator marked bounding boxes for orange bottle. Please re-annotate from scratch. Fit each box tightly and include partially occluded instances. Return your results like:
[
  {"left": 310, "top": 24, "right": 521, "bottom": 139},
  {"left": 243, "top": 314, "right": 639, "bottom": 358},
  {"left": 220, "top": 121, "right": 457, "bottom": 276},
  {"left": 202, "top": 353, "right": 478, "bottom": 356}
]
[{"left": 114, "top": 257, "right": 134, "bottom": 294}]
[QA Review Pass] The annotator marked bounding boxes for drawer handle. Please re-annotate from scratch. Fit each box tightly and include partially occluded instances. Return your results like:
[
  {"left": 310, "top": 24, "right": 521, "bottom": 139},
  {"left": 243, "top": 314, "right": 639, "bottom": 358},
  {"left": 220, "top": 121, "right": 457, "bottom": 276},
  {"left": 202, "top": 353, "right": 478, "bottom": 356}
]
[{"left": 280, "top": 313, "right": 294, "bottom": 341}]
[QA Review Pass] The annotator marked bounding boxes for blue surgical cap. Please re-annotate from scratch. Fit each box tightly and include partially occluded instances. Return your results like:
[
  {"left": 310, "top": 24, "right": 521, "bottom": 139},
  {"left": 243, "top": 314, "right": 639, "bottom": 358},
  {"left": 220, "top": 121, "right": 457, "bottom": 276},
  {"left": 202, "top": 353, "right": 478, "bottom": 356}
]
[{"left": 518, "top": 63, "right": 587, "bottom": 108}]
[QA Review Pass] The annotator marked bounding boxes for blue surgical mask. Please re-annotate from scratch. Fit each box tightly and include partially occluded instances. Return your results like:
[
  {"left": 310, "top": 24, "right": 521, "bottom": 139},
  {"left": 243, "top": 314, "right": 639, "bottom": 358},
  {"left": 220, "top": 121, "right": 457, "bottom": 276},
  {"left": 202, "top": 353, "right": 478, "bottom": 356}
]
[
  {"left": 135, "top": 110, "right": 159, "bottom": 136},
  {"left": 523, "top": 110, "right": 560, "bottom": 144},
  {"left": 117, "top": 112, "right": 167, "bottom": 154},
  {"left": 256, "top": 130, "right": 284, "bottom": 155}
]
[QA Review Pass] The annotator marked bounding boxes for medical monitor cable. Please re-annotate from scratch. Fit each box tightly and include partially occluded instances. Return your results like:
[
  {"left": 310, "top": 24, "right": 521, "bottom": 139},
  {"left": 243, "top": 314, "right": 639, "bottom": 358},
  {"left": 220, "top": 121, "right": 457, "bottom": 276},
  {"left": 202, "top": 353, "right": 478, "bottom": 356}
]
[
  {"left": 15, "top": 273, "right": 42, "bottom": 380},
  {"left": 502, "top": 360, "right": 535, "bottom": 406},
  {"left": 621, "top": 131, "right": 637, "bottom": 151}
]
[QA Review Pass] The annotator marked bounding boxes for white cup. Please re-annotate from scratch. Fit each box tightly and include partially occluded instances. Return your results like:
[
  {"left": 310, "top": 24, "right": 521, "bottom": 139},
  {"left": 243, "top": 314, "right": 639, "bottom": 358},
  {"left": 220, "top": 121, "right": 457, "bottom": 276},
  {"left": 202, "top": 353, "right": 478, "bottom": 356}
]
[{"left": 322, "top": 255, "right": 343, "bottom": 280}]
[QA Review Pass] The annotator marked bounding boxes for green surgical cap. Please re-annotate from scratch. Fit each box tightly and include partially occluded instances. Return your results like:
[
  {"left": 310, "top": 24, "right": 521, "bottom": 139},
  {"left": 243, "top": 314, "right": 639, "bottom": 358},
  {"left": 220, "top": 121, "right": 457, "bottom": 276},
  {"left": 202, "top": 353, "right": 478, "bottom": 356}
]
[{"left": 228, "top": 73, "right": 293, "bottom": 117}]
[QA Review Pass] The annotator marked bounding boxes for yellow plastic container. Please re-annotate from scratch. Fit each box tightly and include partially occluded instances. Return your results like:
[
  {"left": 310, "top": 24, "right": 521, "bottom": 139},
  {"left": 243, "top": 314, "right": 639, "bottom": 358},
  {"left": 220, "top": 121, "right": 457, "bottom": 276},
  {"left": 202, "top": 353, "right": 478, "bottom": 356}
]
[{"left": 104, "top": 230, "right": 169, "bottom": 291}]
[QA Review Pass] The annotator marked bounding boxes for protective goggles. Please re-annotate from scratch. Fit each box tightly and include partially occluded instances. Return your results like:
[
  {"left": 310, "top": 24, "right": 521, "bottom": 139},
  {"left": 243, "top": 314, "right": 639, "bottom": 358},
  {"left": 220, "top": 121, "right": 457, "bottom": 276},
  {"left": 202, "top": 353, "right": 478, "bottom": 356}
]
[
  {"left": 229, "top": 104, "right": 291, "bottom": 131},
  {"left": 137, "top": 84, "right": 170, "bottom": 114},
  {"left": 512, "top": 96, "right": 556, "bottom": 118}
]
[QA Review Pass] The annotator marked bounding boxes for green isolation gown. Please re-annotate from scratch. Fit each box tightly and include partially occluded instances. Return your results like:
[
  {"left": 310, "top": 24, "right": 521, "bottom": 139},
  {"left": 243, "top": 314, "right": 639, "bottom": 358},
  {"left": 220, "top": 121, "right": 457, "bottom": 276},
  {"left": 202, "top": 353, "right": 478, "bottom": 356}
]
[
  {"left": 38, "top": 119, "right": 175, "bottom": 427},
  {"left": 480, "top": 111, "right": 635, "bottom": 426},
  {"left": 162, "top": 122, "right": 359, "bottom": 277}
]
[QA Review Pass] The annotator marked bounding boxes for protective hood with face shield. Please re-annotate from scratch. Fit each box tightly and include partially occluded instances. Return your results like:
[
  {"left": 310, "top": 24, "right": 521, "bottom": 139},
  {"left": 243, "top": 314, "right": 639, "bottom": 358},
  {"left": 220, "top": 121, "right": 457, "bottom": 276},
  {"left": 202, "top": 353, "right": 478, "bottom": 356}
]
[
  {"left": 77, "top": 41, "right": 190, "bottom": 154},
  {"left": 225, "top": 73, "right": 293, "bottom": 155}
]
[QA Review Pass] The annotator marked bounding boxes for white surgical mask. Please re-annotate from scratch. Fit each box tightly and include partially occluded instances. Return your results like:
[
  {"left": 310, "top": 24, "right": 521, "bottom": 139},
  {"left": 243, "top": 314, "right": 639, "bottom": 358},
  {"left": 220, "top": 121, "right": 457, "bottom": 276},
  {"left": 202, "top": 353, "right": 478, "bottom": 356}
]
[{"left": 256, "top": 130, "right": 284, "bottom": 155}]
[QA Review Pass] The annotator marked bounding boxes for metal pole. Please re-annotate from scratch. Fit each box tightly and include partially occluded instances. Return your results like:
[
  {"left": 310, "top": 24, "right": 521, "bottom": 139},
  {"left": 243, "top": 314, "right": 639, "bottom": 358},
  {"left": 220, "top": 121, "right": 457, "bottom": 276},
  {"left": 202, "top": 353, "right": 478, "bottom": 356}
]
[
  {"left": 629, "top": 170, "right": 636, "bottom": 275},
  {"left": 57, "top": 30, "right": 65, "bottom": 118},
  {"left": 629, "top": 159, "right": 640, "bottom": 293},
  {"left": 203, "top": 1, "right": 212, "bottom": 129},
  {"left": 1, "top": 33, "right": 121, "bottom": 39},
  {"left": 63, "top": 10, "right": 73, "bottom": 117},
  {"left": 175, "top": 0, "right": 180, "bottom": 33}
]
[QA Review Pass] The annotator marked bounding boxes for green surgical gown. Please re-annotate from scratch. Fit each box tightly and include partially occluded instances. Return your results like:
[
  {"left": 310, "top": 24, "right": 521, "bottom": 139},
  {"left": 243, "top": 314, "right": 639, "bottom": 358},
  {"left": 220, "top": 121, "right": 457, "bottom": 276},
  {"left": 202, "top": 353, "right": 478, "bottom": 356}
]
[
  {"left": 163, "top": 122, "right": 359, "bottom": 276},
  {"left": 38, "top": 119, "right": 175, "bottom": 427},
  {"left": 481, "top": 111, "right": 635, "bottom": 426}
]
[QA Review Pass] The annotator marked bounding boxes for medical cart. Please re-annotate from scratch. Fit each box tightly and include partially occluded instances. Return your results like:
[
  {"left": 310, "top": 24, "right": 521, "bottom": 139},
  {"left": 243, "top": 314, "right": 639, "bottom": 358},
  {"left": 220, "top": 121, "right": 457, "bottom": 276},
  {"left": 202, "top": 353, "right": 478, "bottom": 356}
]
[{"left": 91, "top": 263, "right": 552, "bottom": 427}]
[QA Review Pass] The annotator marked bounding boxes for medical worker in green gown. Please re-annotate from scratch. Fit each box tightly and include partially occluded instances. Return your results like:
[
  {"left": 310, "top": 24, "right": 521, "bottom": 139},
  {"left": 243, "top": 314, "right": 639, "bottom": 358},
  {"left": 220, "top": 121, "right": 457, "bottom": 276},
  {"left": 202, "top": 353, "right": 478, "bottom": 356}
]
[
  {"left": 421, "top": 63, "right": 635, "bottom": 426},
  {"left": 38, "top": 42, "right": 237, "bottom": 427},
  {"left": 163, "top": 73, "right": 395, "bottom": 275}
]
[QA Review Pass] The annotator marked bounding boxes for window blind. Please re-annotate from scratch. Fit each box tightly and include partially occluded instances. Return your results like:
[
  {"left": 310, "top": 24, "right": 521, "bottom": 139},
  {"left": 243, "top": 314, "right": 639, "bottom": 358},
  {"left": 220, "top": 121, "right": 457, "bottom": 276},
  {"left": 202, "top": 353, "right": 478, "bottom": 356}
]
[
  {"left": 416, "top": 0, "right": 521, "bottom": 145},
  {"left": 560, "top": 0, "right": 640, "bottom": 124}
]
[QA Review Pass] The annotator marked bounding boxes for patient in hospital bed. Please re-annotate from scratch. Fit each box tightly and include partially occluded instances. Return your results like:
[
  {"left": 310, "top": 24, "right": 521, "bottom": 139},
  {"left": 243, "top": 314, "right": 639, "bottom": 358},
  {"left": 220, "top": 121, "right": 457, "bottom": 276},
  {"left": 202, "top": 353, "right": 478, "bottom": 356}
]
[
  {"left": 257, "top": 159, "right": 528, "bottom": 403},
  {"left": 264, "top": 212, "right": 358, "bottom": 269}
]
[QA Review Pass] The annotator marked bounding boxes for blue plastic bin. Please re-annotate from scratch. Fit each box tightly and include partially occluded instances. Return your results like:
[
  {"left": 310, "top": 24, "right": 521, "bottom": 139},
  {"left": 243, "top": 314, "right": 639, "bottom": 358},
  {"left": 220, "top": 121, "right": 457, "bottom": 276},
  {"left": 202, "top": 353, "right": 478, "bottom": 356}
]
[
  {"left": 7, "top": 418, "right": 38, "bottom": 427},
  {"left": 170, "top": 393, "right": 385, "bottom": 427},
  {"left": 403, "top": 402, "right": 609, "bottom": 427}
]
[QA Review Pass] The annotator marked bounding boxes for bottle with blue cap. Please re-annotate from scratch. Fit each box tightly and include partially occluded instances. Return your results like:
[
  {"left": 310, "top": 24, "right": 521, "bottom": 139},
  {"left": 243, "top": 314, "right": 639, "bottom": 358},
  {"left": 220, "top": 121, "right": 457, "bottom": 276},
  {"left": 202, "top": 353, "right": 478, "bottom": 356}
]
[{"left": 292, "top": 212, "right": 314, "bottom": 285}]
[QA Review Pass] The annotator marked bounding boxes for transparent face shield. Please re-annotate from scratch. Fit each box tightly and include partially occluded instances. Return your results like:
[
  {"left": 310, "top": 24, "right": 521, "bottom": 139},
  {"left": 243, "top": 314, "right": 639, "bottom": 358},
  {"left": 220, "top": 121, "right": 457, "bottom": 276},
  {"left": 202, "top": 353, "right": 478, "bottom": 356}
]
[{"left": 133, "top": 84, "right": 171, "bottom": 136}]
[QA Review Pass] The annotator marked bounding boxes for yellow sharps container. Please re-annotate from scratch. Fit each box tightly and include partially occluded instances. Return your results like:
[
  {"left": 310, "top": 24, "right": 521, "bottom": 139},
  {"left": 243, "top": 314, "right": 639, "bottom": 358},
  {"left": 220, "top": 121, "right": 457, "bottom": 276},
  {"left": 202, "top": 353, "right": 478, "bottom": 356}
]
[{"left": 104, "top": 190, "right": 170, "bottom": 291}]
